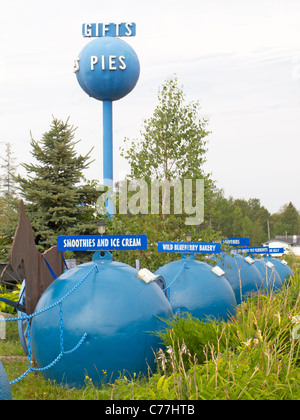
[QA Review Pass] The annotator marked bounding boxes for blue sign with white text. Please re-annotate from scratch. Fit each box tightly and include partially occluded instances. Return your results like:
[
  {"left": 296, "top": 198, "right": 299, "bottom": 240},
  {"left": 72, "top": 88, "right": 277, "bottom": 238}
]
[
  {"left": 236, "top": 246, "right": 269, "bottom": 254},
  {"left": 158, "top": 242, "right": 221, "bottom": 254},
  {"left": 58, "top": 235, "right": 147, "bottom": 251},
  {"left": 222, "top": 238, "right": 250, "bottom": 246},
  {"left": 82, "top": 23, "right": 136, "bottom": 37},
  {"left": 268, "top": 248, "right": 285, "bottom": 254}
]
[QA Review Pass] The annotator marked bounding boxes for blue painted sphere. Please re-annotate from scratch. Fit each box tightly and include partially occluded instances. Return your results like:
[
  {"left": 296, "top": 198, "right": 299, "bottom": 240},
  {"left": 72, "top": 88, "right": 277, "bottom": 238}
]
[
  {"left": 155, "top": 255, "right": 237, "bottom": 321},
  {"left": 75, "top": 37, "right": 140, "bottom": 101},
  {"left": 210, "top": 253, "right": 264, "bottom": 305},
  {"left": 266, "top": 257, "right": 293, "bottom": 283},
  {"left": 31, "top": 252, "right": 172, "bottom": 388},
  {"left": 254, "top": 259, "right": 282, "bottom": 291},
  {"left": 0, "top": 362, "right": 12, "bottom": 400}
]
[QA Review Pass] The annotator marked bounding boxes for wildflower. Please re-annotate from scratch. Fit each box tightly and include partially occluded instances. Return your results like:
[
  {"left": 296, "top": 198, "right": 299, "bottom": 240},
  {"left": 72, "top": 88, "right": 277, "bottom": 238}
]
[
  {"left": 181, "top": 341, "right": 188, "bottom": 354},
  {"left": 257, "top": 329, "right": 263, "bottom": 340},
  {"left": 243, "top": 339, "right": 252, "bottom": 349},
  {"left": 166, "top": 345, "right": 174, "bottom": 356},
  {"left": 253, "top": 339, "right": 259, "bottom": 346},
  {"left": 157, "top": 348, "right": 167, "bottom": 372},
  {"left": 291, "top": 315, "right": 300, "bottom": 324}
]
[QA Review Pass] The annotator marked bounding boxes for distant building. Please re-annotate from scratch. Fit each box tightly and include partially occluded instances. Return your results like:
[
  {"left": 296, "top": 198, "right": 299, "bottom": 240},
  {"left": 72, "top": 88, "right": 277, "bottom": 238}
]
[{"left": 263, "top": 235, "right": 300, "bottom": 257}]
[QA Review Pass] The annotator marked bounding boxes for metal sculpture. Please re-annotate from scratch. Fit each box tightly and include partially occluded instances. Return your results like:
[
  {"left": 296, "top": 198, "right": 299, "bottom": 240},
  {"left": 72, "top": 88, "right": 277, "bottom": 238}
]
[{"left": 9, "top": 200, "right": 65, "bottom": 315}]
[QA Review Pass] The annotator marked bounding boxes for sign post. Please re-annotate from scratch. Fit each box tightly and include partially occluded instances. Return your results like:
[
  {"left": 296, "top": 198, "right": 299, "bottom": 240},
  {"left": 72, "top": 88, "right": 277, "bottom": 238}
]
[{"left": 103, "top": 100, "right": 113, "bottom": 214}]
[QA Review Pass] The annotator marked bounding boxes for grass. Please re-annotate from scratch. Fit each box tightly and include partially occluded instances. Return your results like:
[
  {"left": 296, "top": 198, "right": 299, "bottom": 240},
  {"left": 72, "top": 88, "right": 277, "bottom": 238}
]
[{"left": 1, "top": 257, "right": 300, "bottom": 400}]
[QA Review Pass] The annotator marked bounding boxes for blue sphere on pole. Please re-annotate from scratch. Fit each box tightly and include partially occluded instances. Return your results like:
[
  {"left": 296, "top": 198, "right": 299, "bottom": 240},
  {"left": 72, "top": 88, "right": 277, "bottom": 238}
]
[{"left": 75, "top": 36, "right": 140, "bottom": 101}]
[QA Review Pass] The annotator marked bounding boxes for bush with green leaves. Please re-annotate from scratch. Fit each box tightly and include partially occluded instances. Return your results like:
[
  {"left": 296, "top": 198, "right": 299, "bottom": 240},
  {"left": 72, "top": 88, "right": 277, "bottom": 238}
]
[{"left": 0, "top": 285, "right": 20, "bottom": 314}]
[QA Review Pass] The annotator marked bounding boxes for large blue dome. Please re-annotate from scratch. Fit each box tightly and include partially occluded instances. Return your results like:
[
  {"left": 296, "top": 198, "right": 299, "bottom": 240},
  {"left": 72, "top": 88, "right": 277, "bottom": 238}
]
[
  {"left": 210, "top": 253, "right": 264, "bottom": 305},
  {"left": 0, "top": 362, "right": 12, "bottom": 400},
  {"left": 254, "top": 258, "right": 282, "bottom": 291},
  {"left": 155, "top": 254, "right": 237, "bottom": 321},
  {"left": 31, "top": 252, "right": 172, "bottom": 387},
  {"left": 266, "top": 257, "right": 293, "bottom": 283}
]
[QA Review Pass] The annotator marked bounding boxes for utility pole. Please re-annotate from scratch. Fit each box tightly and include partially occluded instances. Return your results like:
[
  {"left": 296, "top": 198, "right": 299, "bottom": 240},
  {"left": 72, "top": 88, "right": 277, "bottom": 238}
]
[{"left": 267, "top": 219, "right": 270, "bottom": 240}]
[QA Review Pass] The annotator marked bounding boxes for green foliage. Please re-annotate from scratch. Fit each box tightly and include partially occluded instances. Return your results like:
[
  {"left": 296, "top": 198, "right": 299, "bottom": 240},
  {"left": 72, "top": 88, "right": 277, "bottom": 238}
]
[
  {"left": 107, "top": 211, "right": 222, "bottom": 271},
  {"left": 270, "top": 202, "right": 300, "bottom": 236},
  {"left": 0, "top": 285, "right": 20, "bottom": 314},
  {"left": 150, "top": 267, "right": 300, "bottom": 400},
  {"left": 157, "top": 315, "right": 230, "bottom": 367},
  {"left": 121, "top": 75, "right": 210, "bottom": 181},
  {"left": 13, "top": 117, "right": 99, "bottom": 253},
  {"left": 112, "top": 76, "right": 221, "bottom": 269},
  {"left": 208, "top": 193, "right": 272, "bottom": 245},
  {"left": 208, "top": 195, "right": 300, "bottom": 246},
  {"left": 0, "top": 143, "right": 19, "bottom": 260}
]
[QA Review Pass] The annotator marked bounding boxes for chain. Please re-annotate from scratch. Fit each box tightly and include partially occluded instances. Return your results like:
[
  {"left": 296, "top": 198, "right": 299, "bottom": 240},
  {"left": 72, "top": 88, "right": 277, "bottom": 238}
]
[
  {"left": 162, "top": 262, "right": 187, "bottom": 300},
  {"left": 59, "top": 302, "right": 64, "bottom": 354},
  {"left": 1, "top": 264, "right": 99, "bottom": 385},
  {"left": 1, "top": 264, "right": 99, "bottom": 323}
]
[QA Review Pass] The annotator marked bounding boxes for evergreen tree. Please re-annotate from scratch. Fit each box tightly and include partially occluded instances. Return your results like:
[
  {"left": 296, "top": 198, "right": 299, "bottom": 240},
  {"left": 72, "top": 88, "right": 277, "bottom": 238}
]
[
  {"left": 0, "top": 143, "right": 19, "bottom": 260},
  {"left": 271, "top": 202, "right": 300, "bottom": 236},
  {"left": 281, "top": 202, "right": 299, "bottom": 235},
  {"left": 14, "top": 117, "right": 99, "bottom": 252},
  {"left": 1, "top": 142, "right": 17, "bottom": 199}
]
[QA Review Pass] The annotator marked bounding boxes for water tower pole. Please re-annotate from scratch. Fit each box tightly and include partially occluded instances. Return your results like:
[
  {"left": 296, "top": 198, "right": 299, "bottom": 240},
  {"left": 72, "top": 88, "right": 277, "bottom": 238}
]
[{"left": 103, "top": 100, "right": 114, "bottom": 215}]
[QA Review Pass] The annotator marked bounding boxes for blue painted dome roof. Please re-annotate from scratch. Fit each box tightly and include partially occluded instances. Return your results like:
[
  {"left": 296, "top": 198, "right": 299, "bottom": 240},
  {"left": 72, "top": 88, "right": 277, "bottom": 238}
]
[{"left": 155, "top": 254, "right": 236, "bottom": 321}]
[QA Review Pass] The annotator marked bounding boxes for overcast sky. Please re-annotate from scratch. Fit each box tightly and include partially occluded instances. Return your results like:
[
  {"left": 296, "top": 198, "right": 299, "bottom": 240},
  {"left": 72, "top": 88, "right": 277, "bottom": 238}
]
[{"left": 1, "top": 0, "right": 300, "bottom": 214}]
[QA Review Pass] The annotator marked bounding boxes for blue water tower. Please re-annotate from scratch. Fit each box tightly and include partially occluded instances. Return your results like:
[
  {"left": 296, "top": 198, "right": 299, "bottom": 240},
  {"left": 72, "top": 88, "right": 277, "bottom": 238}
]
[
  {"left": 0, "top": 362, "right": 12, "bottom": 400},
  {"left": 254, "top": 258, "right": 282, "bottom": 291},
  {"left": 31, "top": 252, "right": 172, "bottom": 388},
  {"left": 74, "top": 29, "right": 140, "bottom": 216},
  {"left": 155, "top": 254, "right": 237, "bottom": 321},
  {"left": 210, "top": 253, "right": 264, "bottom": 305}
]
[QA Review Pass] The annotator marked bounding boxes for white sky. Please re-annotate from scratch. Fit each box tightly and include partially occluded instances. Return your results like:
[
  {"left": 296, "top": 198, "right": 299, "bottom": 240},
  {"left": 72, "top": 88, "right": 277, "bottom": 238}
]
[{"left": 1, "top": 0, "right": 300, "bottom": 214}]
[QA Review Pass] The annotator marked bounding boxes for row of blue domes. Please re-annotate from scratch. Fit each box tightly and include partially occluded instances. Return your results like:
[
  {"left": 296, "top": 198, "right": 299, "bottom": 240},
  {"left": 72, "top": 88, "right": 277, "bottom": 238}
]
[{"left": 29, "top": 251, "right": 293, "bottom": 388}]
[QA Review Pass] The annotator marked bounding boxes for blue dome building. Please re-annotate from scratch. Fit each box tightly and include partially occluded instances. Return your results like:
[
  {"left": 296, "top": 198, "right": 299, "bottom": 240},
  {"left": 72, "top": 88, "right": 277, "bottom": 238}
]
[
  {"left": 254, "top": 258, "right": 282, "bottom": 291},
  {"left": 155, "top": 254, "right": 237, "bottom": 321},
  {"left": 0, "top": 362, "right": 12, "bottom": 400},
  {"left": 210, "top": 253, "right": 264, "bottom": 305},
  {"left": 31, "top": 252, "right": 172, "bottom": 388},
  {"left": 266, "top": 257, "right": 293, "bottom": 283}
]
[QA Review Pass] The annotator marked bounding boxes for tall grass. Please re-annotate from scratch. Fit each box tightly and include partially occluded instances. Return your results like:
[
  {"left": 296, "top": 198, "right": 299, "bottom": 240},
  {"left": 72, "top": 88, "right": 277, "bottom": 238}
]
[
  {"left": 149, "top": 267, "right": 300, "bottom": 400},
  {"left": 107, "top": 266, "right": 300, "bottom": 400}
]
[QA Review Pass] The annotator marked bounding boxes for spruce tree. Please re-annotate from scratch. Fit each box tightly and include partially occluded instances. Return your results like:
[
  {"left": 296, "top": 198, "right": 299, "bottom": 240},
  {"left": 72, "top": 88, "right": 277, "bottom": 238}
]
[
  {"left": 0, "top": 143, "right": 19, "bottom": 260},
  {"left": 1, "top": 142, "right": 18, "bottom": 200},
  {"left": 15, "top": 117, "right": 99, "bottom": 251}
]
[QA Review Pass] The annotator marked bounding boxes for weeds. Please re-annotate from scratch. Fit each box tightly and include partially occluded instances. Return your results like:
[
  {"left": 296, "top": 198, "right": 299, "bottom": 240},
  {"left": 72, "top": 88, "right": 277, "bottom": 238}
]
[{"left": 152, "top": 268, "right": 300, "bottom": 400}]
